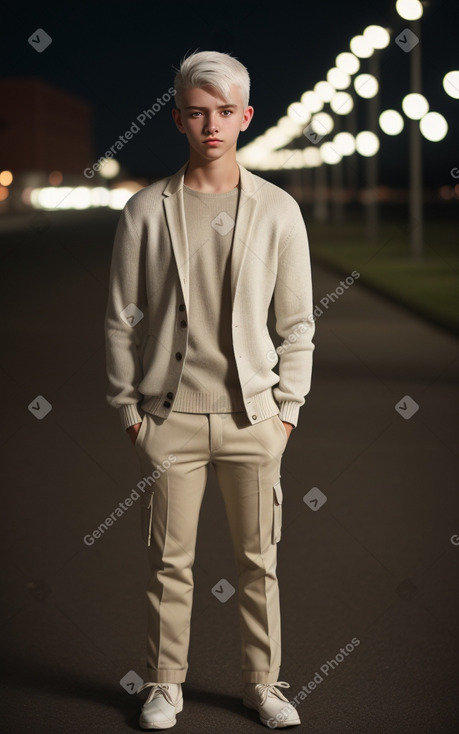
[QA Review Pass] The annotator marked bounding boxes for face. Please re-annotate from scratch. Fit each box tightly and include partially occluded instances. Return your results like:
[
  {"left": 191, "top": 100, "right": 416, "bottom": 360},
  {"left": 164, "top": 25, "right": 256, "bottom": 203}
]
[{"left": 172, "top": 83, "right": 254, "bottom": 162}]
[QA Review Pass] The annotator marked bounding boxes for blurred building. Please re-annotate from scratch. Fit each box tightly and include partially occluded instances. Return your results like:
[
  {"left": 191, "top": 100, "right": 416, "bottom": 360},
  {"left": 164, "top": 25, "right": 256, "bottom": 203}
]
[{"left": 0, "top": 77, "right": 94, "bottom": 179}]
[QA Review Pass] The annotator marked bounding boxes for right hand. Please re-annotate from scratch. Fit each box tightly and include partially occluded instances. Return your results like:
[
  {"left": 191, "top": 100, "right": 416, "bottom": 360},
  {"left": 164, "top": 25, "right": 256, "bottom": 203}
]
[{"left": 126, "top": 422, "right": 142, "bottom": 446}]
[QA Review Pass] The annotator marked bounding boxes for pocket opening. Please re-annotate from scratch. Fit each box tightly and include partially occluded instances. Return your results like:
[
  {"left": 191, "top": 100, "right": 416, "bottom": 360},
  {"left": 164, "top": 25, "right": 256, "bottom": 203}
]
[
  {"left": 141, "top": 490, "right": 154, "bottom": 545},
  {"left": 272, "top": 479, "right": 283, "bottom": 544}
]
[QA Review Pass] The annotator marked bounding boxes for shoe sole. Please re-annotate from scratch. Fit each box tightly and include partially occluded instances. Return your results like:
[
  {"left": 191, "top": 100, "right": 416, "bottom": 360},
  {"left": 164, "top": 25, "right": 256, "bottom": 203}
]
[
  {"left": 242, "top": 697, "right": 301, "bottom": 728},
  {"left": 139, "top": 697, "right": 183, "bottom": 730}
]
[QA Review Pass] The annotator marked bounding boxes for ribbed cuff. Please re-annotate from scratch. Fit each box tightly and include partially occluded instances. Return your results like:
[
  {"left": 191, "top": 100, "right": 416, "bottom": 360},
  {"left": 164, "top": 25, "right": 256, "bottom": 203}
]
[
  {"left": 119, "top": 403, "right": 144, "bottom": 431},
  {"left": 278, "top": 401, "right": 300, "bottom": 428}
]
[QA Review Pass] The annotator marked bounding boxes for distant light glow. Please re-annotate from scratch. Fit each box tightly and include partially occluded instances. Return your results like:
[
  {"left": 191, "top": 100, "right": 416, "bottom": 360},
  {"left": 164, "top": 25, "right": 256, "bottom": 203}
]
[
  {"left": 311, "top": 112, "right": 334, "bottom": 136},
  {"left": 99, "top": 159, "right": 120, "bottom": 179},
  {"left": 350, "top": 35, "right": 374, "bottom": 58},
  {"left": 354, "top": 74, "right": 379, "bottom": 99},
  {"left": 287, "top": 102, "right": 310, "bottom": 125},
  {"left": 402, "top": 93, "right": 429, "bottom": 119},
  {"left": 327, "top": 67, "right": 351, "bottom": 90},
  {"left": 314, "top": 81, "right": 335, "bottom": 103},
  {"left": 443, "top": 71, "right": 459, "bottom": 99},
  {"left": 355, "top": 131, "right": 380, "bottom": 156},
  {"left": 330, "top": 91, "right": 353, "bottom": 115},
  {"left": 336, "top": 52, "right": 360, "bottom": 75},
  {"left": 48, "top": 170, "right": 63, "bottom": 186},
  {"left": 303, "top": 147, "right": 322, "bottom": 167},
  {"left": 28, "top": 185, "right": 135, "bottom": 210},
  {"left": 0, "top": 185, "right": 9, "bottom": 201},
  {"left": 379, "top": 109, "right": 404, "bottom": 135},
  {"left": 320, "top": 142, "right": 342, "bottom": 165},
  {"left": 363, "top": 25, "right": 390, "bottom": 49},
  {"left": 300, "top": 91, "right": 323, "bottom": 113},
  {"left": 419, "top": 112, "right": 448, "bottom": 142},
  {"left": 0, "top": 170, "right": 13, "bottom": 186},
  {"left": 396, "top": 0, "right": 423, "bottom": 20},
  {"left": 333, "top": 132, "right": 356, "bottom": 156}
]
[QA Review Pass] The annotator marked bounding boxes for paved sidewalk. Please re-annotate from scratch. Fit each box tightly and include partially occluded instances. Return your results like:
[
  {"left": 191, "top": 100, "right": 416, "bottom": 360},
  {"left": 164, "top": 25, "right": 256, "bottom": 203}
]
[{"left": 1, "top": 210, "right": 458, "bottom": 732}]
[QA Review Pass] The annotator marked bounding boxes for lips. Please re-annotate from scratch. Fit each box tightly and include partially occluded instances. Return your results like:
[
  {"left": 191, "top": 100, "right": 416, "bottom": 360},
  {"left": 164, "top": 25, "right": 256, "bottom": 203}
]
[{"left": 203, "top": 139, "right": 222, "bottom": 143}]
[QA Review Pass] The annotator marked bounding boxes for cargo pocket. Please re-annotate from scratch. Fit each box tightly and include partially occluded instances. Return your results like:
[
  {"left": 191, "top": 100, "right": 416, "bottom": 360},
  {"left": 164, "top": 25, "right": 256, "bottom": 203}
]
[
  {"left": 141, "top": 489, "right": 154, "bottom": 546},
  {"left": 272, "top": 479, "right": 283, "bottom": 544}
]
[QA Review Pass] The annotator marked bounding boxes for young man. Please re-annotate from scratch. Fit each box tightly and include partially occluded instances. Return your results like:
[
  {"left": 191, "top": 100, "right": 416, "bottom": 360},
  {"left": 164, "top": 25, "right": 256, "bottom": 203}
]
[{"left": 104, "top": 50, "right": 315, "bottom": 730}]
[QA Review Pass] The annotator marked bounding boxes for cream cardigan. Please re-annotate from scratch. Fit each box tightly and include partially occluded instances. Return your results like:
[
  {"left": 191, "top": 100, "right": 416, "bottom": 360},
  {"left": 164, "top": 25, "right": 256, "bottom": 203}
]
[{"left": 104, "top": 161, "right": 315, "bottom": 431}]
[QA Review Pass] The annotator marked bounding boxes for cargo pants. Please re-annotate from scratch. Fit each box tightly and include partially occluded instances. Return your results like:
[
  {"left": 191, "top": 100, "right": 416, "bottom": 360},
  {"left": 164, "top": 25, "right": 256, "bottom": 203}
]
[{"left": 133, "top": 408, "right": 288, "bottom": 684}]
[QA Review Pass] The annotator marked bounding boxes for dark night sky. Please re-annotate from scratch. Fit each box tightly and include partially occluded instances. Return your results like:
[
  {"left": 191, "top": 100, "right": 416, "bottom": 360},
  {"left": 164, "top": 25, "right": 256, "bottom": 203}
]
[{"left": 2, "top": 0, "right": 458, "bottom": 187}]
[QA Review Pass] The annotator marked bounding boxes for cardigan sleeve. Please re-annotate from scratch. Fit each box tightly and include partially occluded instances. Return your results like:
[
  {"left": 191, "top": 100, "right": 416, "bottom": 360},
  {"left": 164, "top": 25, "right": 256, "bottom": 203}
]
[
  {"left": 104, "top": 204, "right": 148, "bottom": 431},
  {"left": 272, "top": 206, "right": 315, "bottom": 427}
]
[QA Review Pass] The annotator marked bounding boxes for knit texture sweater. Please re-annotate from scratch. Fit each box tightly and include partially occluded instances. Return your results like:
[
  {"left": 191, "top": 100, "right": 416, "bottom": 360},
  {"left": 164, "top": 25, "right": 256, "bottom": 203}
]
[
  {"left": 172, "top": 184, "right": 246, "bottom": 413},
  {"left": 104, "top": 161, "right": 315, "bottom": 432}
]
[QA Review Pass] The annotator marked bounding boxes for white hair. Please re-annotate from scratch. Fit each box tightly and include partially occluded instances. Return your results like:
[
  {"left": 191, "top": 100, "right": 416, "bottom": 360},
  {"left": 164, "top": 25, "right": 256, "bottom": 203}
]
[{"left": 173, "top": 50, "right": 250, "bottom": 109}]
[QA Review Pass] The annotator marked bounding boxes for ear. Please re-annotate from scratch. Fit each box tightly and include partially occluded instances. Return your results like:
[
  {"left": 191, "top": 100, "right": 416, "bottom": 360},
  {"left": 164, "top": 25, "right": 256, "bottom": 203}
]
[
  {"left": 172, "top": 107, "right": 186, "bottom": 134},
  {"left": 240, "top": 106, "right": 254, "bottom": 132}
]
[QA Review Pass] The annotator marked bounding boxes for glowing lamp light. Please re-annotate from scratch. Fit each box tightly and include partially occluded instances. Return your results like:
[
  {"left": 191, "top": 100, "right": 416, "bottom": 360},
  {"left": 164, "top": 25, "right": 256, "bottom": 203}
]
[
  {"left": 327, "top": 67, "right": 351, "bottom": 90},
  {"left": 402, "top": 93, "right": 429, "bottom": 119},
  {"left": 303, "top": 147, "right": 322, "bottom": 167},
  {"left": 314, "top": 81, "right": 335, "bottom": 103},
  {"left": 319, "top": 142, "right": 342, "bottom": 165},
  {"left": 396, "top": 0, "right": 423, "bottom": 20},
  {"left": 99, "top": 159, "right": 120, "bottom": 179},
  {"left": 379, "top": 109, "right": 404, "bottom": 135},
  {"left": 0, "top": 170, "right": 13, "bottom": 186},
  {"left": 354, "top": 74, "right": 379, "bottom": 99},
  {"left": 330, "top": 91, "right": 353, "bottom": 115},
  {"left": 336, "top": 52, "right": 360, "bottom": 75},
  {"left": 355, "top": 131, "right": 380, "bottom": 156},
  {"left": 300, "top": 91, "right": 323, "bottom": 113},
  {"left": 419, "top": 112, "right": 448, "bottom": 142},
  {"left": 333, "top": 132, "right": 356, "bottom": 156},
  {"left": 48, "top": 170, "right": 63, "bottom": 186},
  {"left": 264, "top": 126, "right": 290, "bottom": 148},
  {"left": 443, "top": 71, "right": 459, "bottom": 99},
  {"left": 278, "top": 115, "right": 303, "bottom": 135},
  {"left": 363, "top": 25, "right": 390, "bottom": 49},
  {"left": 350, "top": 35, "right": 374, "bottom": 59},
  {"left": 310, "top": 112, "right": 334, "bottom": 136},
  {"left": 287, "top": 102, "right": 310, "bottom": 125}
]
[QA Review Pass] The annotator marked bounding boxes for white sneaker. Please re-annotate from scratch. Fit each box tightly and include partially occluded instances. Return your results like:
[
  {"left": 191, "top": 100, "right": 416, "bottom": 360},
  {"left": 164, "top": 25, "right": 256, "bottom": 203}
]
[
  {"left": 242, "top": 681, "right": 301, "bottom": 728},
  {"left": 137, "top": 682, "right": 183, "bottom": 730}
]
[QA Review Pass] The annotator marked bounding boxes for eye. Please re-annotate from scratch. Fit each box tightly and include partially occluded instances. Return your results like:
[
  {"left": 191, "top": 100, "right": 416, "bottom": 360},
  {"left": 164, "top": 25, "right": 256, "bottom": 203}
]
[
  {"left": 190, "top": 111, "right": 202, "bottom": 118},
  {"left": 221, "top": 109, "right": 232, "bottom": 116}
]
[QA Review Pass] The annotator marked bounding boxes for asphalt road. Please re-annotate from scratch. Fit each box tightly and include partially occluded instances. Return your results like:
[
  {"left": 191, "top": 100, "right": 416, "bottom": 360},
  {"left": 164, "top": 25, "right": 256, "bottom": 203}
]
[{"left": 1, "top": 208, "right": 458, "bottom": 733}]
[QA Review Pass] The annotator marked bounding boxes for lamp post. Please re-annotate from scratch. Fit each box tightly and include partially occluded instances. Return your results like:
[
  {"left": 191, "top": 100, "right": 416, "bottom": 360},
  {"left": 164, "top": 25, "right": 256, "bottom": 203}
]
[{"left": 396, "top": 0, "right": 424, "bottom": 259}]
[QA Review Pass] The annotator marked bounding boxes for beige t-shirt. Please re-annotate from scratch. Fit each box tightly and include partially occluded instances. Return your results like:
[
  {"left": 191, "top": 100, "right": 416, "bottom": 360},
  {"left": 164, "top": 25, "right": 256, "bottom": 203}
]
[{"left": 172, "top": 184, "right": 246, "bottom": 414}]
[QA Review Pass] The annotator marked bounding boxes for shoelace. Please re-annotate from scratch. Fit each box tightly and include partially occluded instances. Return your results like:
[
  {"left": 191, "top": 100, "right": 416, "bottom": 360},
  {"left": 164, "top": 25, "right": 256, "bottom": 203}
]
[
  {"left": 137, "top": 682, "right": 178, "bottom": 706},
  {"left": 254, "top": 680, "right": 290, "bottom": 706}
]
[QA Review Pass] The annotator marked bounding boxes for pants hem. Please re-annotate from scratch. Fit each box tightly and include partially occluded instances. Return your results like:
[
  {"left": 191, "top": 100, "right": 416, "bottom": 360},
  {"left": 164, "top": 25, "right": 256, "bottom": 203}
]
[
  {"left": 146, "top": 668, "right": 187, "bottom": 684},
  {"left": 241, "top": 670, "right": 281, "bottom": 683}
]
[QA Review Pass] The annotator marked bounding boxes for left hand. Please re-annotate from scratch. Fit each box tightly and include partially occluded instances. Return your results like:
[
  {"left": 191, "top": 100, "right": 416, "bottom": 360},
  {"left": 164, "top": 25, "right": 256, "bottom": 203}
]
[{"left": 281, "top": 421, "right": 294, "bottom": 442}]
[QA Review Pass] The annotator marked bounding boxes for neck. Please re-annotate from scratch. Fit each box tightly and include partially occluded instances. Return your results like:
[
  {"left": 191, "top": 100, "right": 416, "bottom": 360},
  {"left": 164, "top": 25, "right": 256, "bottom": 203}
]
[{"left": 184, "top": 152, "right": 240, "bottom": 193}]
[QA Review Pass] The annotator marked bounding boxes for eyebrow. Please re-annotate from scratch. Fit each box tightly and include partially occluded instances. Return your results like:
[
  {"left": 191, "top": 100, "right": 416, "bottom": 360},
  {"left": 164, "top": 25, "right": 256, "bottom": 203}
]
[{"left": 184, "top": 104, "right": 238, "bottom": 110}]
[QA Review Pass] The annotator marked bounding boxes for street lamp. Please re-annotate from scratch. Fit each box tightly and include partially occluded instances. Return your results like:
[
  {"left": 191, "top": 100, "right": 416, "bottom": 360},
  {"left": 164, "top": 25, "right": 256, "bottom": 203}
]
[{"left": 396, "top": 0, "right": 424, "bottom": 259}]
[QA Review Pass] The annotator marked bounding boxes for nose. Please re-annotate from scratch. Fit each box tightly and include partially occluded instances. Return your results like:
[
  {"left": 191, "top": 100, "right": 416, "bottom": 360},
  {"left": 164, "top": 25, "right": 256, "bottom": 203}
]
[{"left": 204, "top": 114, "right": 219, "bottom": 133}]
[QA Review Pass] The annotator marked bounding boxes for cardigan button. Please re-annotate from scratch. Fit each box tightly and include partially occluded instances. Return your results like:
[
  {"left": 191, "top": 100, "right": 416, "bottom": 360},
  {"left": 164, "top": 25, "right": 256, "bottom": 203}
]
[
  {"left": 175, "top": 352, "right": 182, "bottom": 360},
  {"left": 179, "top": 304, "right": 185, "bottom": 311},
  {"left": 180, "top": 320, "right": 187, "bottom": 328},
  {"left": 163, "top": 400, "right": 171, "bottom": 408},
  {"left": 252, "top": 415, "right": 257, "bottom": 420},
  {"left": 166, "top": 392, "right": 174, "bottom": 399}
]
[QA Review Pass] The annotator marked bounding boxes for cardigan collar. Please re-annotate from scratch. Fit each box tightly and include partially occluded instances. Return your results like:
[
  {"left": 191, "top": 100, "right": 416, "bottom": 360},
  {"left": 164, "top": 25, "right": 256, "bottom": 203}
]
[{"left": 162, "top": 160, "right": 257, "bottom": 197}]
